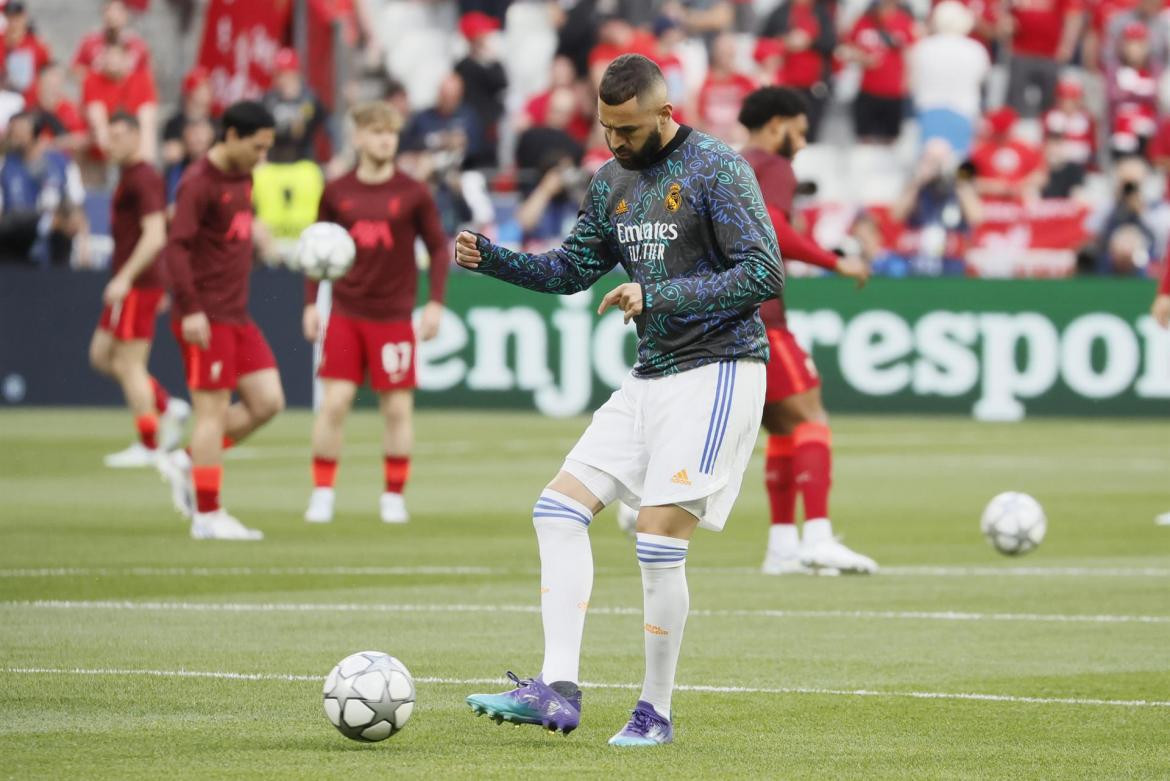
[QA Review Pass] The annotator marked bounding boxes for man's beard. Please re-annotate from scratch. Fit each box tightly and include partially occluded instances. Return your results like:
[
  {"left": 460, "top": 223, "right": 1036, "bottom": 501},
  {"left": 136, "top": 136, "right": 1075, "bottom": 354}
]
[
  {"left": 610, "top": 128, "right": 663, "bottom": 170},
  {"left": 778, "top": 131, "right": 797, "bottom": 160}
]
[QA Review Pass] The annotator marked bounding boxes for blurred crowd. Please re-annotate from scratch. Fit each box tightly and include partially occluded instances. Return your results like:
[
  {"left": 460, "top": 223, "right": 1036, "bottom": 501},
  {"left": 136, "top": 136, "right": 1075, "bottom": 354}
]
[{"left": 4, "top": 0, "right": 1170, "bottom": 282}]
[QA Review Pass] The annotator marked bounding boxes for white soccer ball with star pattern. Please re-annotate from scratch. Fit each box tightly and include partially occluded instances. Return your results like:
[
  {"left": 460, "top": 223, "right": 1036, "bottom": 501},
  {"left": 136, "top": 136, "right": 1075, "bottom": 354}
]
[
  {"left": 981, "top": 492, "right": 1046, "bottom": 556},
  {"left": 322, "top": 651, "right": 415, "bottom": 742},
  {"left": 296, "top": 221, "right": 356, "bottom": 281}
]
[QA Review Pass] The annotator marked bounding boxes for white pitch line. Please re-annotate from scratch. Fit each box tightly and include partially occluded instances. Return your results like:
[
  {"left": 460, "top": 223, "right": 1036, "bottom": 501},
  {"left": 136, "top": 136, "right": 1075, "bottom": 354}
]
[
  {"left": 880, "top": 566, "right": 1170, "bottom": 578},
  {"left": 3, "top": 667, "right": 1167, "bottom": 709},
  {"left": 5, "top": 600, "right": 1169, "bottom": 626}
]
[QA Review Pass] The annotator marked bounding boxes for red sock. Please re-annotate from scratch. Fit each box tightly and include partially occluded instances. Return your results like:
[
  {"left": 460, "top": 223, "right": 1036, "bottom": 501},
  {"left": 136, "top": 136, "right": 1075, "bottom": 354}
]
[
  {"left": 383, "top": 455, "right": 410, "bottom": 495},
  {"left": 192, "top": 464, "right": 223, "bottom": 514},
  {"left": 222, "top": 435, "right": 235, "bottom": 450},
  {"left": 764, "top": 435, "right": 795, "bottom": 525},
  {"left": 150, "top": 376, "right": 170, "bottom": 414},
  {"left": 793, "top": 422, "right": 832, "bottom": 520},
  {"left": 135, "top": 414, "right": 159, "bottom": 450},
  {"left": 313, "top": 457, "right": 338, "bottom": 489}
]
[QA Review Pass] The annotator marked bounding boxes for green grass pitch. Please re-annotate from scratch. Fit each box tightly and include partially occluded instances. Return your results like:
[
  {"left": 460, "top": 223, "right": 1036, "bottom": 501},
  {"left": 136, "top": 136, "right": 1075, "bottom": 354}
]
[{"left": 1, "top": 408, "right": 1168, "bottom": 779}]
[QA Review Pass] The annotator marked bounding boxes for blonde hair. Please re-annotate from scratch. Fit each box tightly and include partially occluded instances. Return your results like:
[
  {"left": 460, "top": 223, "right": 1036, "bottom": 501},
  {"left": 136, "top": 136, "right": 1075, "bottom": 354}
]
[{"left": 350, "top": 101, "right": 404, "bottom": 132}]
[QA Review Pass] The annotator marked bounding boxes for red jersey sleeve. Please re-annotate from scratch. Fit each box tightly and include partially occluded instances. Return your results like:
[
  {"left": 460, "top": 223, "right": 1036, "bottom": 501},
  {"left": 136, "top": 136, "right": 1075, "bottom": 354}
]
[
  {"left": 768, "top": 204, "right": 839, "bottom": 271},
  {"left": 138, "top": 166, "right": 166, "bottom": 217},
  {"left": 415, "top": 185, "right": 450, "bottom": 304},
  {"left": 167, "top": 173, "right": 210, "bottom": 317}
]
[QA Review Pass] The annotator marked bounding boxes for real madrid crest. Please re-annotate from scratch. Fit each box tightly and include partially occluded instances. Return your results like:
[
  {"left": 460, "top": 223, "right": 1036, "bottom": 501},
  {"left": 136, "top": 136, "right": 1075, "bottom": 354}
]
[{"left": 665, "top": 182, "right": 682, "bottom": 212}]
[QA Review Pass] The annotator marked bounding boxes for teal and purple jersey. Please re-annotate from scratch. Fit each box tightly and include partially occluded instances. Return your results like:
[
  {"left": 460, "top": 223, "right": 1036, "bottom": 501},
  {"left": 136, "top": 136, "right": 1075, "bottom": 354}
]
[{"left": 473, "top": 126, "right": 785, "bottom": 377}]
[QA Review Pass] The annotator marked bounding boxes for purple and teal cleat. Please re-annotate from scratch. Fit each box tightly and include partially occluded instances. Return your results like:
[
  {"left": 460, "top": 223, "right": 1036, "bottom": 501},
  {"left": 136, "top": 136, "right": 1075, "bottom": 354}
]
[
  {"left": 608, "top": 700, "right": 674, "bottom": 747},
  {"left": 466, "top": 672, "right": 582, "bottom": 735}
]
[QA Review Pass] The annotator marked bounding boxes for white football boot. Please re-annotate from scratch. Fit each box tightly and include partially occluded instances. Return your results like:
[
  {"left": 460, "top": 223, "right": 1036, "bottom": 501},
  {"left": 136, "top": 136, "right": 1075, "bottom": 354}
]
[
  {"left": 156, "top": 448, "right": 194, "bottom": 519},
  {"left": 1156, "top": 512, "right": 1170, "bottom": 526},
  {"left": 304, "top": 488, "right": 335, "bottom": 523},
  {"left": 104, "top": 442, "right": 157, "bottom": 468},
  {"left": 190, "top": 509, "right": 263, "bottom": 541},
  {"left": 158, "top": 397, "right": 191, "bottom": 452},
  {"left": 761, "top": 524, "right": 825, "bottom": 575},
  {"left": 380, "top": 492, "right": 409, "bottom": 524},
  {"left": 615, "top": 502, "right": 638, "bottom": 537},
  {"left": 800, "top": 519, "right": 877, "bottom": 574}
]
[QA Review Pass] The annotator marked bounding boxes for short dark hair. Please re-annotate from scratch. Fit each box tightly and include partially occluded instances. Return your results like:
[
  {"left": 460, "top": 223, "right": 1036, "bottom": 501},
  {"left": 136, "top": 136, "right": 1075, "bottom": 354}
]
[
  {"left": 109, "top": 111, "right": 139, "bottom": 130},
  {"left": 220, "top": 100, "right": 275, "bottom": 141},
  {"left": 737, "top": 87, "right": 808, "bottom": 131},
  {"left": 598, "top": 54, "right": 665, "bottom": 106}
]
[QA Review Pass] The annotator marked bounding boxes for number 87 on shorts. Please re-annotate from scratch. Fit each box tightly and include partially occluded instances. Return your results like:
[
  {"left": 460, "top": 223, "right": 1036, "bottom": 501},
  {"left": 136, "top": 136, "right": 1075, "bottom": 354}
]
[{"left": 318, "top": 312, "right": 417, "bottom": 391}]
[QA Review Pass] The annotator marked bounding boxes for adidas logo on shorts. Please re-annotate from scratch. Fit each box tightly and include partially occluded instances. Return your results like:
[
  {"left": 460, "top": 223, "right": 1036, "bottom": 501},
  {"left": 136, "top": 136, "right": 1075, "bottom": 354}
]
[{"left": 670, "top": 469, "right": 691, "bottom": 486}]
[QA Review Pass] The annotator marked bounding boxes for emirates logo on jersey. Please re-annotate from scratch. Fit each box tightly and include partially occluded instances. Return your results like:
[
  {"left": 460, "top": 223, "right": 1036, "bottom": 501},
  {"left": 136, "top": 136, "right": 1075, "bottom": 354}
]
[
  {"left": 350, "top": 220, "right": 394, "bottom": 249},
  {"left": 225, "top": 211, "right": 252, "bottom": 241}
]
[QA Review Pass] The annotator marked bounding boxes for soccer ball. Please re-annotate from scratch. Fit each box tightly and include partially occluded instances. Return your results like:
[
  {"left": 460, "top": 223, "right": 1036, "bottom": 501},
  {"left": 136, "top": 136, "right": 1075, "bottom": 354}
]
[
  {"left": 322, "top": 651, "right": 415, "bottom": 742},
  {"left": 295, "top": 222, "right": 356, "bottom": 281},
  {"left": 980, "top": 492, "right": 1046, "bottom": 556}
]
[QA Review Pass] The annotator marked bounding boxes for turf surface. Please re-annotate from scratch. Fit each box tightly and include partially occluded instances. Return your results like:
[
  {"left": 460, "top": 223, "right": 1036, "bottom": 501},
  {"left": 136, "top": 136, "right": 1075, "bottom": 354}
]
[{"left": 1, "top": 409, "right": 1168, "bottom": 779}]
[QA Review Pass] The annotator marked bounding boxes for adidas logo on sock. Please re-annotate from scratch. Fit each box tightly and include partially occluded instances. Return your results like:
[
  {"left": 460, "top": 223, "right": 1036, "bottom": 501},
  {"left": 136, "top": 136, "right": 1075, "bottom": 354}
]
[{"left": 670, "top": 469, "right": 691, "bottom": 486}]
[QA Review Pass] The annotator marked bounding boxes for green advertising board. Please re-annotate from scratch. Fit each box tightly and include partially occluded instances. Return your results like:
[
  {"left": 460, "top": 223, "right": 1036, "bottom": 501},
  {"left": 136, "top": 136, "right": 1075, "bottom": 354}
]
[{"left": 412, "top": 274, "right": 1170, "bottom": 419}]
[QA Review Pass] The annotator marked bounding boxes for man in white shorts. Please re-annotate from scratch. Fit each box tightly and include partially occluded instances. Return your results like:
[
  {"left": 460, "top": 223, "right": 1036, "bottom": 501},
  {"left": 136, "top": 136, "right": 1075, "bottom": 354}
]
[{"left": 456, "top": 54, "right": 783, "bottom": 747}]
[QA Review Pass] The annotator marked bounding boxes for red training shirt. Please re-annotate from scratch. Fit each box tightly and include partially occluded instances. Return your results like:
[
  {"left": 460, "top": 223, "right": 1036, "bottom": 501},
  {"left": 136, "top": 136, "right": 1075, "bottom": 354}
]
[
  {"left": 1012, "top": 0, "right": 1083, "bottom": 58},
  {"left": 848, "top": 7, "right": 916, "bottom": 98},
  {"left": 306, "top": 170, "right": 450, "bottom": 321},
  {"left": 111, "top": 160, "right": 167, "bottom": 289},
  {"left": 780, "top": 3, "right": 825, "bottom": 88},
  {"left": 166, "top": 156, "right": 258, "bottom": 323},
  {"left": 82, "top": 69, "right": 157, "bottom": 115}
]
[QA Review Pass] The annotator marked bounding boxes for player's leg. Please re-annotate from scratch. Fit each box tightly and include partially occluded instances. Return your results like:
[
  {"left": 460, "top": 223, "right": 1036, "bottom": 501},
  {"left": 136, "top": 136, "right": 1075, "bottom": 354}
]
[
  {"left": 760, "top": 402, "right": 802, "bottom": 574},
  {"left": 305, "top": 379, "right": 357, "bottom": 523},
  {"left": 108, "top": 338, "right": 160, "bottom": 459},
  {"left": 222, "top": 322, "right": 284, "bottom": 446},
  {"left": 367, "top": 317, "right": 419, "bottom": 523},
  {"left": 88, "top": 327, "right": 115, "bottom": 378},
  {"left": 378, "top": 389, "right": 413, "bottom": 523}
]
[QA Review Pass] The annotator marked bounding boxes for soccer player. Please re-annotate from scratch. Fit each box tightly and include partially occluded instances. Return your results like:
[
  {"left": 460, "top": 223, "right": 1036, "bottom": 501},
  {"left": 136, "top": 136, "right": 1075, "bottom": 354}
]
[
  {"left": 301, "top": 102, "right": 449, "bottom": 524},
  {"left": 460, "top": 54, "right": 783, "bottom": 746},
  {"left": 88, "top": 112, "right": 189, "bottom": 468},
  {"left": 1153, "top": 262, "right": 1169, "bottom": 526},
  {"left": 739, "top": 87, "right": 878, "bottom": 575},
  {"left": 158, "top": 101, "right": 282, "bottom": 541}
]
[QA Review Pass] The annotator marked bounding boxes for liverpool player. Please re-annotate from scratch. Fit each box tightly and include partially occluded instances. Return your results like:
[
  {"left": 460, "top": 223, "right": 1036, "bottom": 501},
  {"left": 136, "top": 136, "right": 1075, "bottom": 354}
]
[
  {"left": 1154, "top": 262, "right": 1169, "bottom": 526},
  {"left": 159, "top": 101, "right": 281, "bottom": 540},
  {"left": 302, "top": 101, "right": 450, "bottom": 524},
  {"left": 739, "top": 87, "right": 878, "bottom": 574},
  {"left": 88, "top": 112, "right": 189, "bottom": 468}
]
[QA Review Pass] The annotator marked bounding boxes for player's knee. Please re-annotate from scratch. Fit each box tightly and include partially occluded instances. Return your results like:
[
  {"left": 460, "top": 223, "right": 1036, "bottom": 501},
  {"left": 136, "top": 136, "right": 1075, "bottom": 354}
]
[
  {"left": 254, "top": 390, "right": 285, "bottom": 423},
  {"left": 89, "top": 343, "right": 111, "bottom": 375}
]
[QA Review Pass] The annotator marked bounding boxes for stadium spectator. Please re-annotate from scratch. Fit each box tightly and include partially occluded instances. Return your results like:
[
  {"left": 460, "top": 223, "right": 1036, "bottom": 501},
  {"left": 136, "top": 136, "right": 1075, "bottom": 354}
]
[
  {"left": 887, "top": 139, "right": 981, "bottom": 276},
  {"left": 1101, "top": 0, "right": 1169, "bottom": 73},
  {"left": 759, "top": 0, "right": 837, "bottom": 139},
  {"left": 550, "top": 0, "right": 602, "bottom": 78},
  {"left": 262, "top": 48, "right": 326, "bottom": 164},
  {"left": 0, "top": 78, "right": 23, "bottom": 132},
  {"left": 1042, "top": 75, "right": 1096, "bottom": 197},
  {"left": 1153, "top": 255, "right": 1170, "bottom": 326},
  {"left": 1003, "top": 0, "right": 1084, "bottom": 117},
  {"left": 163, "top": 116, "right": 214, "bottom": 205},
  {"left": 908, "top": 1, "right": 990, "bottom": 157},
  {"left": 30, "top": 63, "right": 87, "bottom": 156},
  {"left": 651, "top": 15, "right": 690, "bottom": 121},
  {"left": 663, "top": 0, "right": 736, "bottom": 41},
  {"left": 842, "top": 0, "right": 918, "bottom": 145},
  {"left": 515, "top": 87, "right": 585, "bottom": 174},
  {"left": 514, "top": 158, "right": 590, "bottom": 250},
  {"left": 162, "top": 67, "right": 214, "bottom": 166},
  {"left": 400, "top": 72, "right": 488, "bottom": 170},
  {"left": 696, "top": 31, "right": 755, "bottom": 145},
  {"left": 454, "top": 11, "right": 507, "bottom": 169},
  {"left": 71, "top": 0, "right": 150, "bottom": 80},
  {"left": 1108, "top": 22, "right": 1158, "bottom": 158},
  {"left": 0, "top": 2, "right": 50, "bottom": 101},
  {"left": 0, "top": 111, "right": 86, "bottom": 266},
  {"left": 82, "top": 38, "right": 158, "bottom": 161},
  {"left": 970, "top": 107, "right": 1046, "bottom": 202},
  {"left": 1093, "top": 156, "right": 1158, "bottom": 276},
  {"left": 518, "top": 55, "right": 593, "bottom": 144},
  {"left": 587, "top": 14, "right": 659, "bottom": 85}
]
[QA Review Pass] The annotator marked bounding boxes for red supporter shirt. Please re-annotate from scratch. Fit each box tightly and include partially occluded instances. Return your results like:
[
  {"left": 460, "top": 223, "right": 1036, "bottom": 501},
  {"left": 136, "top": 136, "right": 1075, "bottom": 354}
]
[
  {"left": 1043, "top": 107, "right": 1096, "bottom": 164},
  {"left": 698, "top": 72, "right": 757, "bottom": 134},
  {"left": 971, "top": 138, "right": 1044, "bottom": 187},
  {"left": 848, "top": 8, "right": 916, "bottom": 97},
  {"left": 0, "top": 32, "right": 50, "bottom": 98},
  {"left": 1147, "top": 116, "right": 1170, "bottom": 190},
  {"left": 588, "top": 32, "right": 659, "bottom": 69},
  {"left": 72, "top": 29, "right": 152, "bottom": 75},
  {"left": 780, "top": 3, "right": 825, "bottom": 87},
  {"left": 111, "top": 160, "right": 167, "bottom": 289},
  {"left": 306, "top": 170, "right": 450, "bottom": 321},
  {"left": 83, "top": 69, "right": 157, "bottom": 115},
  {"left": 166, "top": 157, "right": 258, "bottom": 323},
  {"left": 523, "top": 90, "right": 593, "bottom": 144},
  {"left": 1012, "top": 0, "right": 1083, "bottom": 58},
  {"left": 742, "top": 146, "right": 838, "bottom": 330}
]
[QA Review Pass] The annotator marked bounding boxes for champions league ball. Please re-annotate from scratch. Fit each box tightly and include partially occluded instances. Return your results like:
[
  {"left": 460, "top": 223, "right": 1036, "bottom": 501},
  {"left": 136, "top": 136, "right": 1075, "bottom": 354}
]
[
  {"left": 981, "top": 492, "right": 1047, "bottom": 556},
  {"left": 295, "top": 222, "right": 356, "bottom": 281},
  {"left": 322, "top": 651, "right": 416, "bottom": 742}
]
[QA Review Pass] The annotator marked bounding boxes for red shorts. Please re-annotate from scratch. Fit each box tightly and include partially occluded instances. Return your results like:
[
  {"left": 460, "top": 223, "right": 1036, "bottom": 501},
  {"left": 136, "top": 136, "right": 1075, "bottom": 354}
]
[
  {"left": 319, "top": 312, "right": 416, "bottom": 391},
  {"left": 765, "top": 327, "right": 820, "bottom": 404},
  {"left": 173, "top": 319, "right": 278, "bottom": 391},
  {"left": 97, "top": 288, "right": 164, "bottom": 341}
]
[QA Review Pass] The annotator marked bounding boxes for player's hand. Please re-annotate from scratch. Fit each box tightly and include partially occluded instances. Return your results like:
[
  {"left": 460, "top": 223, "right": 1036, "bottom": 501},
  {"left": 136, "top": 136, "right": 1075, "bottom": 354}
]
[
  {"left": 419, "top": 301, "right": 443, "bottom": 341},
  {"left": 181, "top": 312, "right": 211, "bottom": 350},
  {"left": 455, "top": 231, "right": 481, "bottom": 269},
  {"left": 1153, "top": 294, "right": 1170, "bottom": 328},
  {"left": 302, "top": 304, "right": 320, "bottom": 342},
  {"left": 598, "top": 282, "right": 644, "bottom": 324},
  {"left": 837, "top": 256, "right": 870, "bottom": 289},
  {"left": 102, "top": 274, "right": 131, "bottom": 306}
]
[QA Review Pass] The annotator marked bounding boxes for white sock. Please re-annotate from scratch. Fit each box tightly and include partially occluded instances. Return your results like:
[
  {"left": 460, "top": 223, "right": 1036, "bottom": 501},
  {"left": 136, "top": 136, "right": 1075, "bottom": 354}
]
[
  {"left": 636, "top": 532, "right": 690, "bottom": 720},
  {"left": 768, "top": 523, "right": 799, "bottom": 555},
  {"left": 533, "top": 489, "right": 594, "bottom": 684},
  {"left": 802, "top": 517, "right": 833, "bottom": 545}
]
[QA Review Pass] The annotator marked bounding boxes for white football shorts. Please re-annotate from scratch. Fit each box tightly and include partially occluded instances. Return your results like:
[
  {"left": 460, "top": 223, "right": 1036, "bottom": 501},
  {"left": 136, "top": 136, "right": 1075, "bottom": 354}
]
[{"left": 562, "top": 359, "right": 765, "bottom": 532}]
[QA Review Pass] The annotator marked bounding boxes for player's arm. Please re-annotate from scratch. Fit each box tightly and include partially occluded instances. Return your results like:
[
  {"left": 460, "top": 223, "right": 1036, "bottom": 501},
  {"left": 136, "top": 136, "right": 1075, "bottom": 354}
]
[
  {"left": 1153, "top": 261, "right": 1170, "bottom": 328},
  {"left": 103, "top": 211, "right": 166, "bottom": 305},
  {"left": 166, "top": 176, "right": 211, "bottom": 348},
  {"left": 455, "top": 175, "right": 620, "bottom": 294},
  {"left": 302, "top": 189, "right": 336, "bottom": 342},
  {"left": 416, "top": 187, "right": 451, "bottom": 341}
]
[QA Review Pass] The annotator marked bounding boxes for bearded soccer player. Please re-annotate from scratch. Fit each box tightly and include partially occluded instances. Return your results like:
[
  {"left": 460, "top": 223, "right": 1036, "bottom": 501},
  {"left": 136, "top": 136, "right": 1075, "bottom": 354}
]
[
  {"left": 460, "top": 54, "right": 783, "bottom": 746},
  {"left": 302, "top": 102, "right": 449, "bottom": 524},
  {"left": 89, "top": 112, "right": 189, "bottom": 467},
  {"left": 738, "top": 87, "right": 877, "bottom": 575},
  {"left": 158, "top": 101, "right": 282, "bottom": 541},
  {"left": 1154, "top": 262, "right": 1169, "bottom": 526}
]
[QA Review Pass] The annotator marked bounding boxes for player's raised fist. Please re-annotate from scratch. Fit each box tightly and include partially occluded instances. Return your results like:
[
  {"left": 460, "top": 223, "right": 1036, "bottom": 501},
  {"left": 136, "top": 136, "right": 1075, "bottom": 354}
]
[
  {"left": 598, "top": 282, "right": 644, "bottom": 324},
  {"left": 455, "top": 231, "right": 481, "bottom": 269}
]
